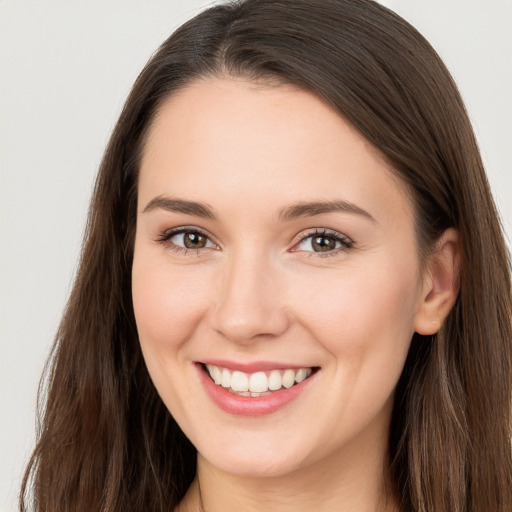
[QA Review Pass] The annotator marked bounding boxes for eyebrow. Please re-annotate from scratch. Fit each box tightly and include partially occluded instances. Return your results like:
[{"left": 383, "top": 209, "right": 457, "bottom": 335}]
[
  {"left": 278, "top": 200, "right": 376, "bottom": 223},
  {"left": 142, "top": 196, "right": 216, "bottom": 219},
  {"left": 142, "top": 195, "right": 375, "bottom": 223}
]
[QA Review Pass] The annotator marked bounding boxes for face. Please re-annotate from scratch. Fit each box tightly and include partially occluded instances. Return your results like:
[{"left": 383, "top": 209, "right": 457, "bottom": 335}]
[{"left": 132, "top": 78, "right": 427, "bottom": 479}]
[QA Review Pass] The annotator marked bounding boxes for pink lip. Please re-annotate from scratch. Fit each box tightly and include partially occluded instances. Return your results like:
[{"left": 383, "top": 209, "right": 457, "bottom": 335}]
[{"left": 196, "top": 363, "right": 317, "bottom": 417}]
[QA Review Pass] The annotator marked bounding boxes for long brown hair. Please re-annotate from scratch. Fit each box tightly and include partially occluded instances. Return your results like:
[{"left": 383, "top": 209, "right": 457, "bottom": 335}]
[{"left": 21, "top": 1, "right": 512, "bottom": 511}]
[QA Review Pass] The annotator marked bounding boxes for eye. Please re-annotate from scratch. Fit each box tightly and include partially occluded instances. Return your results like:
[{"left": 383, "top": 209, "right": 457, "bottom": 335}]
[
  {"left": 157, "top": 227, "right": 217, "bottom": 253},
  {"left": 172, "top": 231, "right": 212, "bottom": 249},
  {"left": 293, "top": 229, "right": 353, "bottom": 255}
]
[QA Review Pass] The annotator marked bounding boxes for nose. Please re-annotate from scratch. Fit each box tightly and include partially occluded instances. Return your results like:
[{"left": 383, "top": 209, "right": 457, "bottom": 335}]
[{"left": 209, "top": 250, "right": 290, "bottom": 344}]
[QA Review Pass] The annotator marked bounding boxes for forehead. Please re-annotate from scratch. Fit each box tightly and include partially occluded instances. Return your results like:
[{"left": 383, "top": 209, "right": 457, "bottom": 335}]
[{"left": 138, "top": 78, "right": 413, "bottom": 230}]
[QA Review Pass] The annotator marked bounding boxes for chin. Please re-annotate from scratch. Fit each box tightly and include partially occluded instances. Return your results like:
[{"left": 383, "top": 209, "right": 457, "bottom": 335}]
[{"left": 196, "top": 433, "right": 313, "bottom": 479}]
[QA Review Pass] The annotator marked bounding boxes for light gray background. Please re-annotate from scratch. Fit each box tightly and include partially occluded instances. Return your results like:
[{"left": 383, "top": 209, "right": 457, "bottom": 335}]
[{"left": 1, "top": 1, "right": 510, "bottom": 510}]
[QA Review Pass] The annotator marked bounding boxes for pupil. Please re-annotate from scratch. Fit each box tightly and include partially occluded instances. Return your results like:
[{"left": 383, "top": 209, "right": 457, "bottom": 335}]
[
  {"left": 312, "top": 235, "right": 336, "bottom": 252},
  {"left": 184, "top": 232, "right": 206, "bottom": 248}
]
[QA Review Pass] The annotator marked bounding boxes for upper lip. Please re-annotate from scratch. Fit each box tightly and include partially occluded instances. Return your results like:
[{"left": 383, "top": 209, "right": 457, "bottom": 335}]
[{"left": 200, "top": 359, "right": 316, "bottom": 373}]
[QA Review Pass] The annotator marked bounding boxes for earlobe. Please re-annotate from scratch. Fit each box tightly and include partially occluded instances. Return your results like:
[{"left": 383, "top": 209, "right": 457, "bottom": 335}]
[{"left": 414, "top": 228, "right": 461, "bottom": 335}]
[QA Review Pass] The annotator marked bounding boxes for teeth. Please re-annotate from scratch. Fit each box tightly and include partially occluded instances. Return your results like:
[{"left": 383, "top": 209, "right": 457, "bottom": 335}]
[
  {"left": 211, "top": 365, "right": 222, "bottom": 385},
  {"left": 231, "top": 371, "right": 249, "bottom": 392},
  {"left": 221, "top": 368, "right": 231, "bottom": 388},
  {"left": 249, "top": 371, "right": 268, "bottom": 393},
  {"left": 295, "top": 368, "right": 309, "bottom": 383},
  {"left": 205, "top": 365, "right": 313, "bottom": 395},
  {"left": 282, "top": 369, "right": 295, "bottom": 388},
  {"left": 268, "top": 370, "right": 282, "bottom": 390}
]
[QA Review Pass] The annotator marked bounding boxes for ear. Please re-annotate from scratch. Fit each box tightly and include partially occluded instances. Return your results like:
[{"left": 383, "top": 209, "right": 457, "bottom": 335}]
[{"left": 414, "top": 228, "right": 461, "bottom": 335}]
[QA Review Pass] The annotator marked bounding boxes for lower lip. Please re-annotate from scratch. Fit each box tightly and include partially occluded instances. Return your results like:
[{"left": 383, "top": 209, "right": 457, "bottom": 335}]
[{"left": 197, "top": 364, "right": 316, "bottom": 417}]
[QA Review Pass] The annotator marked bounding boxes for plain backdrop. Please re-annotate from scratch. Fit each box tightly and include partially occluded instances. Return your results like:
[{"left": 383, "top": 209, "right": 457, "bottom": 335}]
[{"left": 1, "top": 1, "right": 510, "bottom": 510}]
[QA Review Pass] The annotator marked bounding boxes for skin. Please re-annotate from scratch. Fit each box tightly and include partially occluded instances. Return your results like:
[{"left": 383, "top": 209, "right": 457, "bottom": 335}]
[{"left": 132, "top": 78, "right": 460, "bottom": 512}]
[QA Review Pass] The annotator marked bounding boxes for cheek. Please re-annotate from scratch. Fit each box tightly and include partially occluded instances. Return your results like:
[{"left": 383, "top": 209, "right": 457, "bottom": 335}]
[
  {"left": 291, "top": 255, "right": 419, "bottom": 372},
  {"left": 288, "top": 257, "right": 419, "bottom": 443},
  {"left": 131, "top": 249, "right": 211, "bottom": 358},
  {"left": 131, "top": 248, "right": 216, "bottom": 421}
]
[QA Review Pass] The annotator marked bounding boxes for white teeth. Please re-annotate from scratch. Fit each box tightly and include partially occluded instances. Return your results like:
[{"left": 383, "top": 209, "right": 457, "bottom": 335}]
[
  {"left": 221, "top": 368, "right": 231, "bottom": 388},
  {"left": 206, "top": 364, "right": 223, "bottom": 385},
  {"left": 282, "top": 369, "right": 295, "bottom": 388},
  {"left": 249, "top": 371, "right": 268, "bottom": 393},
  {"left": 231, "top": 371, "right": 249, "bottom": 392},
  {"left": 268, "top": 370, "right": 282, "bottom": 391},
  {"left": 295, "top": 368, "right": 309, "bottom": 383},
  {"left": 205, "top": 365, "right": 314, "bottom": 395}
]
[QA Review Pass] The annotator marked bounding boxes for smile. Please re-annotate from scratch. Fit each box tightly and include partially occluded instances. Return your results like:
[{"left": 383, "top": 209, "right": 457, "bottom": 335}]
[
  {"left": 205, "top": 364, "right": 313, "bottom": 397},
  {"left": 198, "top": 362, "right": 318, "bottom": 416}
]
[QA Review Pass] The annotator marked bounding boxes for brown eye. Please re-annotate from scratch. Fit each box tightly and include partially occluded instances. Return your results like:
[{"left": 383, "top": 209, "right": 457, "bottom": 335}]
[
  {"left": 311, "top": 235, "right": 337, "bottom": 252},
  {"left": 183, "top": 231, "right": 207, "bottom": 248},
  {"left": 294, "top": 230, "right": 353, "bottom": 255},
  {"left": 162, "top": 229, "right": 216, "bottom": 252}
]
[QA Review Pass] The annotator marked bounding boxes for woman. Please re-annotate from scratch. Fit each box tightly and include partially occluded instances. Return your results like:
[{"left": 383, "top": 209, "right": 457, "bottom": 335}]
[{"left": 20, "top": 0, "right": 512, "bottom": 511}]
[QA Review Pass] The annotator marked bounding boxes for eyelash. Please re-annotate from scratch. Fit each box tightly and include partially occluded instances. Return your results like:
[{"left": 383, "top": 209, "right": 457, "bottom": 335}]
[
  {"left": 156, "top": 227, "right": 354, "bottom": 257},
  {"left": 156, "top": 227, "right": 217, "bottom": 256},
  {"left": 292, "top": 229, "right": 354, "bottom": 258}
]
